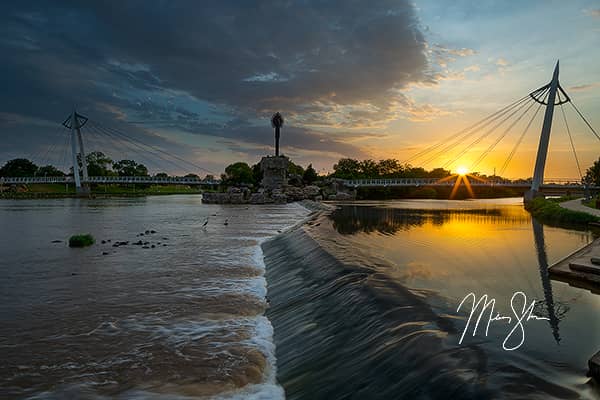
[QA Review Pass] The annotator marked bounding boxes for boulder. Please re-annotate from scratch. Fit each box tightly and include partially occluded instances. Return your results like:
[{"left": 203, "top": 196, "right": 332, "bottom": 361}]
[
  {"left": 250, "top": 193, "right": 268, "bottom": 204},
  {"left": 229, "top": 192, "right": 246, "bottom": 204},
  {"left": 303, "top": 185, "right": 321, "bottom": 199},
  {"left": 284, "top": 186, "right": 306, "bottom": 201},
  {"left": 590, "top": 351, "right": 600, "bottom": 381}
]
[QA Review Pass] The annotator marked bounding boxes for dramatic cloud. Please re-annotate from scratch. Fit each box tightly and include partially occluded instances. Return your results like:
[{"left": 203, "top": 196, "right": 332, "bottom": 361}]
[
  {"left": 0, "top": 0, "right": 447, "bottom": 172},
  {"left": 569, "top": 82, "right": 600, "bottom": 92}
]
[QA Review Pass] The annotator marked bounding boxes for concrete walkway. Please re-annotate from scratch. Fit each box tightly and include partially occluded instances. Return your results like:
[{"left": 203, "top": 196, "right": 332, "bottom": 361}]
[{"left": 560, "top": 198, "right": 600, "bottom": 217}]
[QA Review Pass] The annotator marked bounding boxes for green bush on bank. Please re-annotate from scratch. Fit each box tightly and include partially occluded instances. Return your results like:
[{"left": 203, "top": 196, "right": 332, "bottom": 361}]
[
  {"left": 525, "top": 197, "right": 599, "bottom": 225},
  {"left": 69, "top": 234, "right": 95, "bottom": 247}
]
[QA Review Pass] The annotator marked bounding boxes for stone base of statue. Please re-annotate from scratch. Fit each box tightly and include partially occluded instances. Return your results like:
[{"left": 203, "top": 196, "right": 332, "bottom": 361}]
[{"left": 260, "top": 156, "right": 288, "bottom": 191}]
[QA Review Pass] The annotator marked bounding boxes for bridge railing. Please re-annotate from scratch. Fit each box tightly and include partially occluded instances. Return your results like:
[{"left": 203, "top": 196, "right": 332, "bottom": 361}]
[
  {"left": 0, "top": 176, "right": 221, "bottom": 185},
  {"left": 339, "top": 177, "right": 590, "bottom": 188}
]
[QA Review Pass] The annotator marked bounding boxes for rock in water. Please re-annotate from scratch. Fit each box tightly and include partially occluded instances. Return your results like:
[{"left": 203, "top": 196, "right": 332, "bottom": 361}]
[{"left": 590, "top": 351, "right": 600, "bottom": 381}]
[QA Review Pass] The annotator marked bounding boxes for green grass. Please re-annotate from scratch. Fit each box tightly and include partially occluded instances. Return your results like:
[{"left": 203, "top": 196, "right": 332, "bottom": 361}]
[
  {"left": 525, "top": 197, "right": 599, "bottom": 226},
  {"left": 583, "top": 198, "right": 600, "bottom": 210},
  {"left": 93, "top": 184, "right": 201, "bottom": 195},
  {"left": 0, "top": 183, "right": 205, "bottom": 198},
  {"left": 69, "top": 234, "right": 95, "bottom": 247}
]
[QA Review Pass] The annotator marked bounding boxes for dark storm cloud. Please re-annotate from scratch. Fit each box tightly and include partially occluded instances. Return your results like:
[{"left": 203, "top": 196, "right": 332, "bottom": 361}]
[{"left": 0, "top": 0, "right": 433, "bottom": 169}]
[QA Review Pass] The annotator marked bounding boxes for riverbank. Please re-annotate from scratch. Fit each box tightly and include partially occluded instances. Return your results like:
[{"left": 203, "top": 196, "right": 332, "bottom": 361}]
[
  {"left": 0, "top": 183, "right": 204, "bottom": 198},
  {"left": 525, "top": 196, "right": 599, "bottom": 227},
  {"left": 560, "top": 198, "right": 600, "bottom": 218}
]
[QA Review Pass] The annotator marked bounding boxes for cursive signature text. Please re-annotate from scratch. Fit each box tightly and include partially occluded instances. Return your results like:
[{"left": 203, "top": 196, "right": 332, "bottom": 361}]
[{"left": 457, "top": 291, "right": 549, "bottom": 351}]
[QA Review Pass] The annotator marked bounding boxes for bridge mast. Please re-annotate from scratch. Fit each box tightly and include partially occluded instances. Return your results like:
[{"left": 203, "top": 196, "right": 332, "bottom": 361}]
[
  {"left": 528, "top": 61, "right": 560, "bottom": 199},
  {"left": 75, "top": 113, "right": 89, "bottom": 183},
  {"left": 69, "top": 110, "right": 82, "bottom": 190},
  {"left": 63, "top": 109, "right": 90, "bottom": 195}
]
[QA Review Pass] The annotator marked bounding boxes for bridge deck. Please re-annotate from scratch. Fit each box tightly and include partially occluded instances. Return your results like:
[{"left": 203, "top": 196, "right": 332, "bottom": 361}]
[{"left": 0, "top": 176, "right": 220, "bottom": 185}]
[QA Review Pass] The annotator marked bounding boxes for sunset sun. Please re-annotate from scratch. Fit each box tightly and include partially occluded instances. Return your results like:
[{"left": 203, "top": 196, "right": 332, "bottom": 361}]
[{"left": 456, "top": 166, "right": 469, "bottom": 176}]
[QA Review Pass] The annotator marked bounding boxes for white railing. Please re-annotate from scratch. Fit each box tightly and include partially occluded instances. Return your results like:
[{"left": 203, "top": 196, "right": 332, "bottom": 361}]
[
  {"left": 0, "top": 176, "right": 221, "bottom": 185},
  {"left": 339, "top": 178, "right": 593, "bottom": 189}
]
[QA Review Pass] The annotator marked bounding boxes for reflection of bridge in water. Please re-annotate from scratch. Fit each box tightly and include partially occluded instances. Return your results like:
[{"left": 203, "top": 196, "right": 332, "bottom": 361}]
[
  {"left": 329, "top": 206, "right": 532, "bottom": 235},
  {"left": 330, "top": 204, "right": 570, "bottom": 343}
]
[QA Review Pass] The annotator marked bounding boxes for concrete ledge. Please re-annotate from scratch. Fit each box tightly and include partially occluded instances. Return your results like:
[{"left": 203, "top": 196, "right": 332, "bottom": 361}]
[{"left": 549, "top": 237, "right": 600, "bottom": 295}]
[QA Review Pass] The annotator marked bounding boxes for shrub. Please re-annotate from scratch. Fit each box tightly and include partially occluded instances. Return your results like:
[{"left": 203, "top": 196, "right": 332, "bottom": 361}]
[
  {"left": 525, "top": 197, "right": 599, "bottom": 225},
  {"left": 69, "top": 234, "right": 95, "bottom": 247}
]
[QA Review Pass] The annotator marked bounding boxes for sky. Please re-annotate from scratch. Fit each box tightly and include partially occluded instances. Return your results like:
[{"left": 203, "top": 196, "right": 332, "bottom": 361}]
[{"left": 1, "top": 0, "right": 599, "bottom": 178}]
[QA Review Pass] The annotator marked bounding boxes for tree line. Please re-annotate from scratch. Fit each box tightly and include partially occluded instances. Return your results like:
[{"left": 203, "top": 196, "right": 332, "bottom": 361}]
[
  {"left": 2, "top": 153, "right": 599, "bottom": 187},
  {"left": 0, "top": 152, "right": 175, "bottom": 178},
  {"left": 220, "top": 160, "right": 318, "bottom": 186}
]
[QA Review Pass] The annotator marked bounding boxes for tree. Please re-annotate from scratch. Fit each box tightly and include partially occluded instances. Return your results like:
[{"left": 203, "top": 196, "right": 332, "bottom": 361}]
[
  {"left": 85, "top": 152, "right": 113, "bottom": 176},
  {"left": 332, "top": 158, "right": 361, "bottom": 179},
  {"left": 251, "top": 163, "right": 263, "bottom": 185},
  {"left": 428, "top": 168, "right": 451, "bottom": 178},
  {"left": 112, "top": 160, "right": 149, "bottom": 176},
  {"left": 584, "top": 157, "right": 600, "bottom": 186},
  {"left": 184, "top": 173, "right": 200, "bottom": 179},
  {"left": 303, "top": 164, "right": 318, "bottom": 184},
  {"left": 360, "top": 159, "right": 380, "bottom": 178},
  {"left": 37, "top": 165, "right": 65, "bottom": 176},
  {"left": 222, "top": 162, "right": 254, "bottom": 186},
  {"left": 0, "top": 158, "right": 38, "bottom": 177},
  {"left": 155, "top": 172, "right": 169, "bottom": 178},
  {"left": 378, "top": 159, "right": 403, "bottom": 178},
  {"left": 288, "top": 160, "right": 304, "bottom": 176}
]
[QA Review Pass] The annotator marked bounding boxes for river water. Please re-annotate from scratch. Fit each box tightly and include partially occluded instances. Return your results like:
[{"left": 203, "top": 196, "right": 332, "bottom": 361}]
[
  {"left": 264, "top": 198, "right": 600, "bottom": 399},
  {"left": 0, "top": 196, "right": 309, "bottom": 399},
  {"left": 2, "top": 197, "right": 600, "bottom": 399}
]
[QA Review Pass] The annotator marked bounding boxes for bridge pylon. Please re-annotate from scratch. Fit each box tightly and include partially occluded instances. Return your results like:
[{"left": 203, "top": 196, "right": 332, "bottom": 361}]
[
  {"left": 525, "top": 60, "right": 571, "bottom": 202},
  {"left": 62, "top": 109, "right": 90, "bottom": 195}
]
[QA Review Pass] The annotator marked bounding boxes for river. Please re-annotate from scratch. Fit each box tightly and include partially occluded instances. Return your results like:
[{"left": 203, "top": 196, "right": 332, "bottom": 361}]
[
  {"left": 0, "top": 196, "right": 309, "bottom": 399},
  {"left": 2, "top": 197, "right": 599, "bottom": 399},
  {"left": 264, "top": 198, "right": 600, "bottom": 399}
]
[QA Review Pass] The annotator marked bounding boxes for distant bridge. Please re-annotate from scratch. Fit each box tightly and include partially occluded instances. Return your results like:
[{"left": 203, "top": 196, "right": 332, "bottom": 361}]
[
  {"left": 0, "top": 176, "right": 220, "bottom": 186},
  {"left": 339, "top": 178, "right": 593, "bottom": 189}
]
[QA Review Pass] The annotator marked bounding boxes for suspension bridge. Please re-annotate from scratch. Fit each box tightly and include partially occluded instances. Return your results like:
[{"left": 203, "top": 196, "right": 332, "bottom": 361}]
[
  {"left": 1, "top": 61, "right": 598, "bottom": 198},
  {"left": 339, "top": 61, "right": 600, "bottom": 198}
]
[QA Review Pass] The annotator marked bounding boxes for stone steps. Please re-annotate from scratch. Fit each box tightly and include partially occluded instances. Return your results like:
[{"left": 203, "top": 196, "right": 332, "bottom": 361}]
[
  {"left": 570, "top": 261, "right": 600, "bottom": 276},
  {"left": 591, "top": 257, "right": 600, "bottom": 266}
]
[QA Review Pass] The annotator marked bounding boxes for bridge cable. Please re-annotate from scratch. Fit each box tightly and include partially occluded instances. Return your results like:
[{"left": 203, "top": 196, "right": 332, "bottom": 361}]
[
  {"left": 87, "top": 124, "right": 183, "bottom": 173},
  {"left": 59, "top": 127, "right": 72, "bottom": 173},
  {"left": 96, "top": 122, "right": 215, "bottom": 174},
  {"left": 90, "top": 123, "right": 205, "bottom": 175},
  {"left": 403, "top": 94, "right": 532, "bottom": 165},
  {"left": 419, "top": 95, "right": 533, "bottom": 166},
  {"left": 26, "top": 123, "right": 65, "bottom": 165},
  {"left": 88, "top": 123, "right": 193, "bottom": 173},
  {"left": 441, "top": 97, "right": 533, "bottom": 170},
  {"left": 498, "top": 94, "right": 546, "bottom": 177},
  {"left": 91, "top": 122, "right": 216, "bottom": 175},
  {"left": 420, "top": 95, "right": 534, "bottom": 167},
  {"left": 469, "top": 98, "right": 538, "bottom": 171},
  {"left": 38, "top": 126, "right": 69, "bottom": 168},
  {"left": 569, "top": 101, "right": 600, "bottom": 142},
  {"left": 559, "top": 101, "right": 583, "bottom": 180}
]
